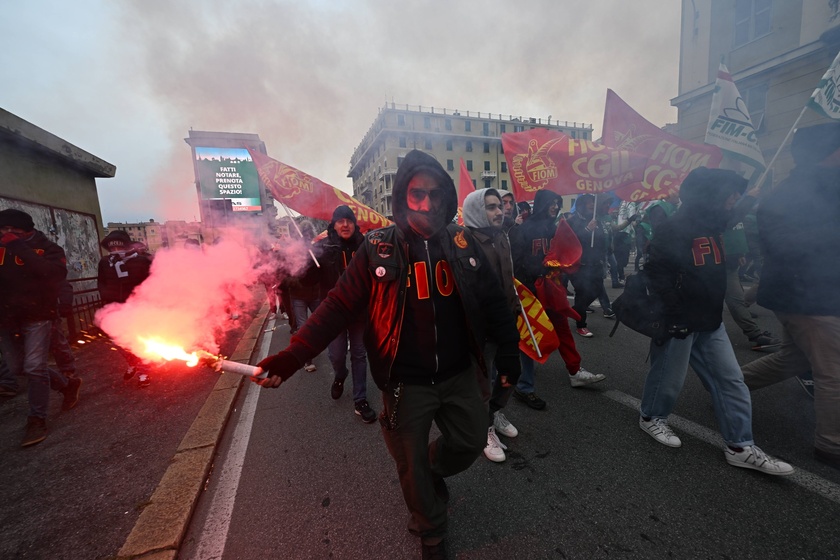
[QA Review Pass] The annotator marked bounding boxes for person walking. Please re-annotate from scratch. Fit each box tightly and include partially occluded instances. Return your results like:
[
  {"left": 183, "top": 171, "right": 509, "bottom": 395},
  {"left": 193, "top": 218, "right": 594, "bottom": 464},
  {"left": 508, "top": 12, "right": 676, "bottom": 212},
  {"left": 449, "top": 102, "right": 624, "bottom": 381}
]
[
  {"left": 636, "top": 168, "right": 793, "bottom": 476},
  {"left": 255, "top": 150, "right": 521, "bottom": 559}
]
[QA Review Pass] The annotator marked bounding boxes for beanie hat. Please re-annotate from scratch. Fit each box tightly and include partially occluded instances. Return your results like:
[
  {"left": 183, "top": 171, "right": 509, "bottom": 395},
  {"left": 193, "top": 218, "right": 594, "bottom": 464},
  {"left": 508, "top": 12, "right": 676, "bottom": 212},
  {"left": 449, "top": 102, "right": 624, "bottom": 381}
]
[
  {"left": 678, "top": 167, "right": 747, "bottom": 210},
  {"left": 0, "top": 208, "right": 35, "bottom": 231},
  {"left": 100, "top": 230, "right": 133, "bottom": 250},
  {"left": 331, "top": 205, "right": 357, "bottom": 225},
  {"left": 790, "top": 122, "right": 840, "bottom": 165},
  {"left": 517, "top": 201, "right": 532, "bottom": 214}
]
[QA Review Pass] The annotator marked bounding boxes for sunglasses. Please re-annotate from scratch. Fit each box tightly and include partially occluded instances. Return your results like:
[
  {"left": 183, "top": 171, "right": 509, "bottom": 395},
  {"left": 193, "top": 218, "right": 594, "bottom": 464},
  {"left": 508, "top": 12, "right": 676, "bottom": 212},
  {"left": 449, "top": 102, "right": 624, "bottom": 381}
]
[{"left": 408, "top": 189, "right": 445, "bottom": 204}]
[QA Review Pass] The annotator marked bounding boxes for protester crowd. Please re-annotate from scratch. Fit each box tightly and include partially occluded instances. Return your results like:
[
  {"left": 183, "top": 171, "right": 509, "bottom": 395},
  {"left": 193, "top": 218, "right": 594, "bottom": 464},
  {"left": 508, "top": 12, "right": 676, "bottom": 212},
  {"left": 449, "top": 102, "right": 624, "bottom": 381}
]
[{"left": 1, "top": 123, "right": 838, "bottom": 560}]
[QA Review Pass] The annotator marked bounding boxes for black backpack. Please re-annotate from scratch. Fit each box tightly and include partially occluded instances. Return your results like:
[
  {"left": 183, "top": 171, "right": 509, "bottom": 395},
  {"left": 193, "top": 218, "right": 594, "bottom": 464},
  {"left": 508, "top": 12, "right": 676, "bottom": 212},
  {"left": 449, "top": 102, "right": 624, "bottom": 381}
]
[{"left": 609, "top": 270, "right": 670, "bottom": 345}]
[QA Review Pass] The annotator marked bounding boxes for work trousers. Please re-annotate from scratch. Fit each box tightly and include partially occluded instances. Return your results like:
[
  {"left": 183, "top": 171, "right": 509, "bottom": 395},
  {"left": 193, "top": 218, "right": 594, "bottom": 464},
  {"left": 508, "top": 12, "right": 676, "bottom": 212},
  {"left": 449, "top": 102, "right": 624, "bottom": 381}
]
[
  {"left": 380, "top": 367, "right": 487, "bottom": 542},
  {"left": 742, "top": 313, "right": 840, "bottom": 455}
]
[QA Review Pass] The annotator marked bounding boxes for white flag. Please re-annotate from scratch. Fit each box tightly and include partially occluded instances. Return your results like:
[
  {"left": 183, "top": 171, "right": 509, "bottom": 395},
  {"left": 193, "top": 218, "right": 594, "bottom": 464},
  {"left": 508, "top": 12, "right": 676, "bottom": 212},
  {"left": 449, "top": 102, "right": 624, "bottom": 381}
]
[
  {"left": 809, "top": 50, "right": 840, "bottom": 120},
  {"left": 705, "top": 63, "right": 765, "bottom": 170}
]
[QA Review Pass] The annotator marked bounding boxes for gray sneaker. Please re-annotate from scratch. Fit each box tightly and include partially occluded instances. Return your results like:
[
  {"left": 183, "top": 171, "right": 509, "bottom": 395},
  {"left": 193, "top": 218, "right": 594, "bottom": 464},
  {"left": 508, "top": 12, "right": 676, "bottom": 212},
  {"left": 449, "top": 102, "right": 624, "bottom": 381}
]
[
  {"left": 569, "top": 367, "right": 606, "bottom": 388},
  {"left": 724, "top": 445, "right": 794, "bottom": 476},
  {"left": 639, "top": 417, "right": 682, "bottom": 448}
]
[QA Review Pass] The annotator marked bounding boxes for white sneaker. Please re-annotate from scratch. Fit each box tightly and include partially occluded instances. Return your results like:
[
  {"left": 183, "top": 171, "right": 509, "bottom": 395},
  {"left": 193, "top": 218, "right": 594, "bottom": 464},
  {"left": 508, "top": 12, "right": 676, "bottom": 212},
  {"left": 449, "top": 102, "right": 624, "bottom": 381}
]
[
  {"left": 569, "top": 367, "right": 606, "bottom": 388},
  {"left": 724, "top": 445, "right": 794, "bottom": 476},
  {"left": 304, "top": 363, "right": 317, "bottom": 372},
  {"left": 484, "top": 426, "right": 507, "bottom": 462},
  {"left": 639, "top": 417, "right": 682, "bottom": 448},
  {"left": 493, "top": 410, "right": 518, "bottom": 438}
]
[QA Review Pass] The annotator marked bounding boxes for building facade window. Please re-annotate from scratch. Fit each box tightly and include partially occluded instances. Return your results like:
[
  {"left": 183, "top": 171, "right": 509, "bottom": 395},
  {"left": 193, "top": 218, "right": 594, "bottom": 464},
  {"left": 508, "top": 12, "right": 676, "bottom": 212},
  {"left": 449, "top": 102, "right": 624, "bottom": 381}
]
[
  {"left": 399, "top": 137, "right": 406, "bottom": 148},
  {"left": 514, "top": 125, "right": 524, "bottom": 132},
  {"left": 466, "top": 160, "right": 473, "bottom": 171},
  {"left": 745, "top": 82, "right": 768, "bottom": 130},
  {"left": 424, "top": 116, "right": 431, "bottom": 129},
  {"left": 446, "top": 140, "right": 453, "bottom": 151},
  {"left": 465, "top": 121, "right": 472, "bottom": 132},
  {"left": 483, "top": 160, "right": 491, "bottom": 171},
  {"left": 734, "top": 0, "right": 771, "bottom": 47},
  {"left": 483, "top": 142, "right": 490, "bottom": 153},
  {"left": 472, "top": 179, "right": 477, "bottom": 188},
  {"left": 501, "top": 180, "right": 508, "bottom": 189},
  {"left": 500, "top": 124, "right": 506, "bottom": 133},
  {"left": 501, "top": 162, "right": 508, "bottom": 173},
  {"left": 447, "top": 159, "right": 454, "bottom": 171},
  {"left": 466, "top": 141, "right": 473, "bottom": 152},
  {"left": 445, "top": 119, "right": 452, "bottom": 131},
  {"left": 482, "top": 122, "right": 490, "bottom": 135},
  {"left": 397, "top": 156, "right": 405, "bottom": 167},
  {"left": 398, "top": 114, "right": 405, "bottom": 126},
  {"left": 484, "top": 179, "right": 492, "bottom": 189},
  {"left": 424, "top": 139, "right": 432, "bottom": 150}
]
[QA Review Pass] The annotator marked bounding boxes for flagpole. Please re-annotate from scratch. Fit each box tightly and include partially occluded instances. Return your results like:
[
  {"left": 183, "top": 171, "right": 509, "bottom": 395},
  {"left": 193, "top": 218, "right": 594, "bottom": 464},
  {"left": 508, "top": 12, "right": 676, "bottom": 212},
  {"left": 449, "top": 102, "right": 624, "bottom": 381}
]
[
  {"left": 752, "top": 105, "right": 808, "bottom": 191},
  {"left": 279, "top": 201, "right": 321, "bottom": 268},
  {"left": 590, "top": 193, "right": 597, "bottom": 247},
  {"left": 519, "top": 303, "right": 543, "bottom": 359}
]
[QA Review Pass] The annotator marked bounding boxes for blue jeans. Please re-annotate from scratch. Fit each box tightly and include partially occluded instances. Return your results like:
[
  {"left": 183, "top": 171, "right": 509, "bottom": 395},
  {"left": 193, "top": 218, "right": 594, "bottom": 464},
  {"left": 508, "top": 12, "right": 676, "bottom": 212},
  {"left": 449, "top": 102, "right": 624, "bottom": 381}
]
[
  {"left": 640, "top": 324, "right": 754, "bottom": 447},
  {"left": 50, "top": 319, "right": 76, "bottom": 375},
  {"left": 0, "top": 320, "right": 69, "bottom": 419},
  {"left": 516, "top": 353, "right": 536, "bottom": 393},
  {"left": 327, "top": 318, "right": 368, "bottom": 403},
  {"left": 292, "top": 297, "right": 321, "bottom": 334}
]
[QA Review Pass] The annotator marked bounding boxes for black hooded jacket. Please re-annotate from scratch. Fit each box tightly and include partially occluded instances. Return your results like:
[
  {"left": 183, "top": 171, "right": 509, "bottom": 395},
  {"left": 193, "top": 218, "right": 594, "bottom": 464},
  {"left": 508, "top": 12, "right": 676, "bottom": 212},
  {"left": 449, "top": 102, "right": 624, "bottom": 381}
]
[
  {"left": 0, "top": 229, "right": 67, "bottom": 327},
  {"left": 645, "top": 167, "right": 746, "bottom": 332},
  {"left": 757, "top": 164, "right": 840, "bottom": 316},
  {"left": 285, "top": 150, "right": 520, "bottom": 389},
  {"left": 511, "top": 189, "right": 560, "bottom": 291}
]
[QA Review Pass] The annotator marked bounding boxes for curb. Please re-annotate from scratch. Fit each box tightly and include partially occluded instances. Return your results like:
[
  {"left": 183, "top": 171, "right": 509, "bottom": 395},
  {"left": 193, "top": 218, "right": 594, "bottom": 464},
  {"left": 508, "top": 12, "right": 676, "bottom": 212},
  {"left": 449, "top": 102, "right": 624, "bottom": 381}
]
[{"left": 116, "top": 305, "right": 269, "bottom": 559}]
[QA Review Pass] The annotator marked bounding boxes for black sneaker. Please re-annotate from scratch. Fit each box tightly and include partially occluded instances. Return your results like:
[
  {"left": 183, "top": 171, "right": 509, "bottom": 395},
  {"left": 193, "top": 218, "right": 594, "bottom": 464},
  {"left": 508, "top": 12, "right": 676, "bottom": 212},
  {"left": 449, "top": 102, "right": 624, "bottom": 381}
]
[
  {"left": 421, "top": 539, "right": 449, "bottom": 560},
  {"left": 138, "top": 373, "right": 151, "bottom": 388},
  {"left": 21, "top": 416, "right": 47, "bottom": 448},
  {"left": 124, "top": 367, "right": 137, "bottom": 382},
  {"left": 750, "top": 331, "right": 781, "bottom": 351},
  {"left": 513, "top": 389, "right": 546, "bottom": 410},
  {"left": 62, "top": 377, "right": 82, "bottom": 411},
  {"left": 330, "top": 379, "right": 344, "bottom": 400},
  {"left": 603, "top": 308, "right": 616, "bottom": 319},
  {"left": 797, "top": 371, "right": 815, "bottom": 399},
  {"left": 354, "top": 400, "right": 377, "bottom": 423}
]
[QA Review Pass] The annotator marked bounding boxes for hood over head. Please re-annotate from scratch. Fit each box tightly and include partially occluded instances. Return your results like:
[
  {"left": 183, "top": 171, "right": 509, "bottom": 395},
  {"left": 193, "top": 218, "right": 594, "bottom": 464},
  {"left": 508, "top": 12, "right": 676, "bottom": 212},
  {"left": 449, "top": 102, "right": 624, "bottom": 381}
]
[
  {"left": 101, "top": 230, "right": 133, "bottom": 251},
  {"left": 392, "top": 150, "right": 457, "bottom": 237},
  {"left": 462, "top": 188, "right": 502, "bottom": 229},
  {"left": 532, "top": 190, "right": 560, "bottom": 221},
  {"left": 0, "top": 208, "right": 35, "bottom": 232},
  {"left": 678, "top": 167, "right": 746, "bottom": 213}
]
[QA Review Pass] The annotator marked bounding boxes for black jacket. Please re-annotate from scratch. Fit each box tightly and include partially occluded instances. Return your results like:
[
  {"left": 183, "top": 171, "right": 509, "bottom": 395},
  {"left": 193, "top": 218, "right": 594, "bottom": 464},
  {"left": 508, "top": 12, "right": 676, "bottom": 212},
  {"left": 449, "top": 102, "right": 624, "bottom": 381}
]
[
  {"left": 511, "top": 189, "right": 559, "bottom": 291},
  {"left": 757, "top": 165, "right": 840, "bottom": 316},
  {"left": 97, "top": 249, "right": 152, "bottom": 305},
  {"left": 0, "top": 230, "right": 67, "bottom": 327},
  {"left": 285, "top": 150, "right": 520, "bottom": 389}
]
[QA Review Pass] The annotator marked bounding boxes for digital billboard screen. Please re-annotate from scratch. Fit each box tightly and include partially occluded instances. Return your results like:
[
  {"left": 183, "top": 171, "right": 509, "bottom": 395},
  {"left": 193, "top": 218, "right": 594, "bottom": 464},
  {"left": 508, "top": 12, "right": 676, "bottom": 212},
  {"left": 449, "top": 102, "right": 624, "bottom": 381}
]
[{"left": 195, "top": 147, "right": 262, "bottom": 212}]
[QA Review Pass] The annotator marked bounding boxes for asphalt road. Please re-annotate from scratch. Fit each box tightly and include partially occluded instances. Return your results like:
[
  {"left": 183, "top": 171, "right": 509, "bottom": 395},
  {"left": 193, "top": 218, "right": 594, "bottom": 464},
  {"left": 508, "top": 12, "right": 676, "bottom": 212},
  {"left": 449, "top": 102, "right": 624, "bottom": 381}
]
[{"left": 180, "top": 284, "right": 840, "bottom": 560}]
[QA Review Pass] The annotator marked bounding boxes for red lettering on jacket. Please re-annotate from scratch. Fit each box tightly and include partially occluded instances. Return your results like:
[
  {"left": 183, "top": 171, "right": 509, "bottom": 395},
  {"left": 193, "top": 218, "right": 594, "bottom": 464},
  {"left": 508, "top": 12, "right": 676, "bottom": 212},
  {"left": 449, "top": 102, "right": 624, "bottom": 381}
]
[{"left": 691, "top": 237, "right": 722, "bottom": 266}]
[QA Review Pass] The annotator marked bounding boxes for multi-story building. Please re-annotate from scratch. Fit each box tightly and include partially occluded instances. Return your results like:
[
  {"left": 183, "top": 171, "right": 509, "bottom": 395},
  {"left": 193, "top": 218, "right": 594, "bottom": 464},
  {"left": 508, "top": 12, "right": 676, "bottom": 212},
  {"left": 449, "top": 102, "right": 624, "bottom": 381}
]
[
  {"left": 672, "top": 1, "right": 840, "bottom": 185},
  {"left": 348, "top": 103, "right": 593, "bottom": 218},
  {"left": 105, "top": 219, "right": 204, "bottom": 253}
]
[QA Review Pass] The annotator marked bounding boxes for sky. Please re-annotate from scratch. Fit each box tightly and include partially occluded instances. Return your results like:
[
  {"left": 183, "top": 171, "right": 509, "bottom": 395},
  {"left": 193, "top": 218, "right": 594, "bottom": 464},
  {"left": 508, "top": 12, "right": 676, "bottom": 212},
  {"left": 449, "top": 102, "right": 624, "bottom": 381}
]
[{"left": 1, "top": 0, "right": 683, "bottom": 225}]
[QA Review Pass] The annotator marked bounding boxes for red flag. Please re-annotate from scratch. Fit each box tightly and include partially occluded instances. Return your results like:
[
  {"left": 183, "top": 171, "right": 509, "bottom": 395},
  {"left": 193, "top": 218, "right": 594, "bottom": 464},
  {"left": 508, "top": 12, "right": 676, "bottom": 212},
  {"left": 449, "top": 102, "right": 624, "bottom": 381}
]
[
  {"left": 515, "top": 280, "right": 560, "bottom": 363},
  {"left": 456, "top": 158, "right": 474, "bottom": 226},
  {"left": 248, "top": 148, "right": 391, "bottom": 233},
  {"left": 502, "top": 128, "right": 648, "bottom": 202},
  {"left": 542, "top": 219, "right": 582, "bottom": 274},
  {"left": 602, "top": 89, "right": 723, "bottom": 202}
]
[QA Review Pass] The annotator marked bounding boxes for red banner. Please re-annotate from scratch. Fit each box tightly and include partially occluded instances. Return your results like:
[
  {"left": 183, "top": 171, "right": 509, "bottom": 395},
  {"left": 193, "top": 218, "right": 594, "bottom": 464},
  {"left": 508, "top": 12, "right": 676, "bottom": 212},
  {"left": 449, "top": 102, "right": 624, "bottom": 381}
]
[
  {"left": 602, "top": 89, "right": 723, "bottom": 202},
  {"left": 248, "top": 148, "right": 391, "bottom": 233},
  {"left": 542, "top": 218, "right": 581, "bottom": 273},
  {"left": 456, "top": 158, "right": 474, "bottom": 225},
  {"left": 515, "top": 279, "right": 560, "bottom": 363},
  {"left": 501, "top": 128, "right": 648, "bottom": 203}
]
